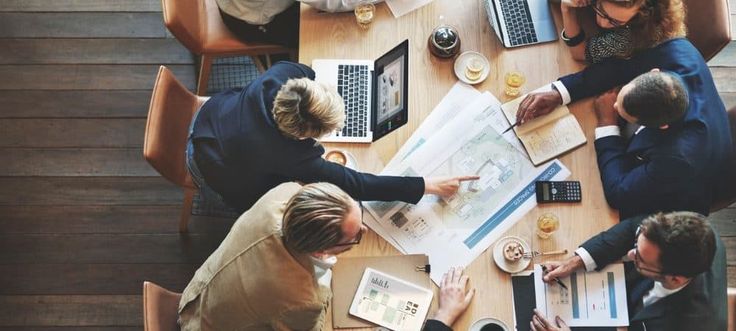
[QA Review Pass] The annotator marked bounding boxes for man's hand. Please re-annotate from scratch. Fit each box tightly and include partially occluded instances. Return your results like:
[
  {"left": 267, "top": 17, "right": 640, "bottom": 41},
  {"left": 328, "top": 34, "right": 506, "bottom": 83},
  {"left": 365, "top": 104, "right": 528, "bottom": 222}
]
[
  {"left": 530, "top": 309, "right": 571, "bottom": 331},
  {"left": 515, "top": 90, "right": 563, "bottom": 124},
  {"left": 542, "top": 256, "right": 584, "bottom": 283},
  {"left": 593, "top": 88, "right": 620, "bottom": 127},
  {"left": 425, "top": 176, "right": 480, "bottom": 197},
  {"left": 432, "top": 267, "right": 476, "bottom": 328}
]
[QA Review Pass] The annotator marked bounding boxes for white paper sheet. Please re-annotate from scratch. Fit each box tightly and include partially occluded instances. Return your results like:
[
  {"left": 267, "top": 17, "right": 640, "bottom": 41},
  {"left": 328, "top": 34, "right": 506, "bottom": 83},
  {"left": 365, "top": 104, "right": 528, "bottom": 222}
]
[
  {"left": 385, "top": 0, "right": 435, "bottom": 18},
  {"left": 349, "top": 268, "right": 433, "bottom": 331},
  {"left": 534, "top": 264, "right": 630, "bottom": 327},
  {"left": 366, "top": 91, "right": 570, "bottom": 283}
]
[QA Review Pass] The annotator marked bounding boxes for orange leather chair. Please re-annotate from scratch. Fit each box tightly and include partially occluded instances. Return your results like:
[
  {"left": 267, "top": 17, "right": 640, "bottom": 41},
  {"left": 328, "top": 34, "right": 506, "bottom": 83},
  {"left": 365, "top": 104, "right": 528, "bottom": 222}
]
[
  {"left": 683, "top": 0, "right": 732, "bottom": 61},
  {"left": 143, "top": 281, "right": 182, "bottom": 331},
  {"left": 161, "top": 0, "right": 294, "bottom": 95},
  {"left": 711, "top": 106, "right": 736, "bottom": 213},
  {"left": 144, "top": 66, "right": 209, "bottom": 232}
]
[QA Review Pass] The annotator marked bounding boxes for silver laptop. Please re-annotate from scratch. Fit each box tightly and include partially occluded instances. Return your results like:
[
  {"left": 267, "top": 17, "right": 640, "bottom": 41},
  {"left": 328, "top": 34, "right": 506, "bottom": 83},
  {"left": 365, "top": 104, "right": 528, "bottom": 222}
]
[
  {"left": 483, "top": 0, "right": 558, "bottom": 48},
  {"left": 313, "top": 40, "right": 409, "bottom": 143}
]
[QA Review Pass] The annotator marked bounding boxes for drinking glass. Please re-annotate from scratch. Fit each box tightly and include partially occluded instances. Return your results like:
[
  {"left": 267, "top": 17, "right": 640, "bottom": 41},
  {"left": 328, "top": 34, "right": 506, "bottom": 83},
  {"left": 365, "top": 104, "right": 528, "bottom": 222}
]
[
  {"left": 354, "top": 1, "right": 375, "bottom": 29},
  {"left": 504, "top": 71, "right": 526, "bottom": 97},
  {"left": 536, "top": 213, "right": 560, "bottom": 239}
]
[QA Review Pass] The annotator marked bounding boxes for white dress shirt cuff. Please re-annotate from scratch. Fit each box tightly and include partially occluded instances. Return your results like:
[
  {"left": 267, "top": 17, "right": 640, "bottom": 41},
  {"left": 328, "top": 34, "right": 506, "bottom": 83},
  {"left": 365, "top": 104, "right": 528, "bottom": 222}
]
[
  {"left": 551, "top": 81, "right": 571, "bottom": 105},
  {"left": 594, "top": 125, "right": 621, "bottom": 140},
  {"left": 575, "top": 247, "right": 598, "bottom": 272}
]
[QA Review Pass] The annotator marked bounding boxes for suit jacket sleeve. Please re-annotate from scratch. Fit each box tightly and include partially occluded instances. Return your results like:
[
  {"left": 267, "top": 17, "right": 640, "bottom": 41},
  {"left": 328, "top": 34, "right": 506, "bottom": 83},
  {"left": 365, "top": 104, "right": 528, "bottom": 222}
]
[
  {"left": 294, "top": 156, "right": 425, "bottom": 204},
  {"left": 422, "top": 319, "right": 453, "bottom": 331},
  {"left": 579, "top": 215, "right": 645, "bottom": 270},
  {"left": 595, "top": 135, "right": 695, "bottom": 213},
  {"left": 559, "top": 53, "right": 653, "bottom": 102}
]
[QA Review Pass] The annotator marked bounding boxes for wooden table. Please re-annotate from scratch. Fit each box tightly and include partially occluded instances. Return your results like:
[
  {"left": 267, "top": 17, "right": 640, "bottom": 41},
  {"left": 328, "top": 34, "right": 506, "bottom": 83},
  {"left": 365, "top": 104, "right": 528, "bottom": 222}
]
[{"left": 300, "top": 1, "right": 620, "bottom": 330}]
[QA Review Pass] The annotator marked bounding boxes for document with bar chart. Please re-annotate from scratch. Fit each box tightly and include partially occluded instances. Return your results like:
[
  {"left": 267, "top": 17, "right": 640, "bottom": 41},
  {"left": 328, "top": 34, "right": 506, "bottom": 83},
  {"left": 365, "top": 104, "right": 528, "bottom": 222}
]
[{"left": 533, "top": 264, "right": 629, "bottom": 327}]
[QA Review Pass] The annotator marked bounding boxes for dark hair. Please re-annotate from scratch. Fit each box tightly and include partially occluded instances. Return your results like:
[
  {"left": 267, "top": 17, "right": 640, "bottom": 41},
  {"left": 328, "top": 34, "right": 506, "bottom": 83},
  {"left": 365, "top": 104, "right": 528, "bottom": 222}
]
[
  {"left": 640, "top": 212, "right": 716, "bottom": 277},
  {"left": 622, "top": 71, "right": 688, "bottom": 127}
]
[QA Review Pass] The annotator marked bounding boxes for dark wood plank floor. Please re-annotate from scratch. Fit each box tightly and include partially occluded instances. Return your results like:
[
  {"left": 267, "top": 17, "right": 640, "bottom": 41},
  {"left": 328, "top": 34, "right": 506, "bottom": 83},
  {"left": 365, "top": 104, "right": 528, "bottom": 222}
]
[
  {"left": 0, "top": 0, "right": 233, "bottom": 329},
  {"left": 0, "top": 0, "right": 734, "bottom": 329}
]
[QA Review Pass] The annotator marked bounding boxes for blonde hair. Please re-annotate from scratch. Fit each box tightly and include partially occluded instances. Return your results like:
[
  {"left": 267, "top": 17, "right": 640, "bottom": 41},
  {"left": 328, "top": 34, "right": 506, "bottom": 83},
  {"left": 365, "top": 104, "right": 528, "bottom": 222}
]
[
  {"left": 272, "top": 78, "right": 346, "bottom": 139},
  {"left": 282, "top": 182, "right": 355, "bottom": 253}
]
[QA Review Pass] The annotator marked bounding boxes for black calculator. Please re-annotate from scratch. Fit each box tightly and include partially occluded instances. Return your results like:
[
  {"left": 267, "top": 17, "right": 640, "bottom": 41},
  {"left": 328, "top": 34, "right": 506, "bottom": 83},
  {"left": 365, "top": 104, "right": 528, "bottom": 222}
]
[{"left": 535, "top": 181, "right": 582, "bottom": 203}]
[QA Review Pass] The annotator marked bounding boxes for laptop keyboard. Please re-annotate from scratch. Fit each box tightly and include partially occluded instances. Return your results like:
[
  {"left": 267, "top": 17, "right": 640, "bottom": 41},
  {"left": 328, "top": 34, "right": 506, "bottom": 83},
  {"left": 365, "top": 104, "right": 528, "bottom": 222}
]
[
  {"left": 499, "top": 0, "right": 538, "bottom": 46},
  {"left": 336, "top": 64, "right": 369, "bottom": 138}
]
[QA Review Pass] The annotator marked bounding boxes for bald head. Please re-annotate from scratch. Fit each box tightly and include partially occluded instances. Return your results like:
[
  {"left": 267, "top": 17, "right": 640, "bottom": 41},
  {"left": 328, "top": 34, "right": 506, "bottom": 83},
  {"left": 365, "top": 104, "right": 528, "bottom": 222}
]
[{"left": 621, "top": 71, "right": 689, "bottom": 127}]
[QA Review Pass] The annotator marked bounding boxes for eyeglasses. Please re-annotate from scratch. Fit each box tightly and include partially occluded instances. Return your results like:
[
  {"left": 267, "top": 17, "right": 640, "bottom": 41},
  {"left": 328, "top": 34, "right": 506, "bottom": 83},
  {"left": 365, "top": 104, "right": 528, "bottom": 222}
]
[
  {"left": 592, "top": 0, "right": 630, "bottom": 28},
  {"left": 633, "top": 226, "right": 664, "bottom": 275},
  {"left": 332, "top": 201, "right": 365, "bottom": 247}
]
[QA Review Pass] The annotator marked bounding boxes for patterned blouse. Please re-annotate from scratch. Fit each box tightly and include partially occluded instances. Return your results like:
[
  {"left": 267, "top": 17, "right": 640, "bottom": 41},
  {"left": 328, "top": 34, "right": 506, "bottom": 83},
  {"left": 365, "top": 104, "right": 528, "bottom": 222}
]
[{"left": 585, "top": 28, "right": 634, "bottom": 64}]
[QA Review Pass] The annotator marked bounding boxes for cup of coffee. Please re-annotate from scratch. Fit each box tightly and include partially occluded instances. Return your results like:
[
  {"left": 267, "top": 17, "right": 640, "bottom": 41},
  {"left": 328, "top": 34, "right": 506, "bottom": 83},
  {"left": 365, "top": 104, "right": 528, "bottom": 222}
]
[
  {"left": 325, "top": 150, "right": 348, "bottom": 166},
  {"left": 470, "top": 318, "right": 509, "bottom": 331},
  {"left": 480, "top": 324, "right": 507, "bottom": 331}
]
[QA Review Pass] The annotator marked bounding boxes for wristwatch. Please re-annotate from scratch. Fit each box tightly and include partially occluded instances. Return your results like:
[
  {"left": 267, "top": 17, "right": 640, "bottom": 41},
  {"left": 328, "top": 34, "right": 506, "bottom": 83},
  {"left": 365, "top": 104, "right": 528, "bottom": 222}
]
[{"left": 561, "top": 28, "right": 585, "bottom": 47}]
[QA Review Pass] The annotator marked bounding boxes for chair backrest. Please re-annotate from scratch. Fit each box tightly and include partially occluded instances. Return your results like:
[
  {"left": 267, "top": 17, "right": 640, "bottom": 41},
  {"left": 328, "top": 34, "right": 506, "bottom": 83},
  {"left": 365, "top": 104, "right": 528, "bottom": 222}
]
[
  {"left": 144, "top": 66, "right": 206, "bottom": 189},
  {"left": 143, "top": 281, "right": 182, "bottom": 331},
  {"left": 161, "top": 0, "right": 205, "bottom": 54},
  {"left": 711, "top": 106, "right": 736, "bottom": 212},
  {"left": 683, "top": 0, "right": 732, "bottom": 61}
]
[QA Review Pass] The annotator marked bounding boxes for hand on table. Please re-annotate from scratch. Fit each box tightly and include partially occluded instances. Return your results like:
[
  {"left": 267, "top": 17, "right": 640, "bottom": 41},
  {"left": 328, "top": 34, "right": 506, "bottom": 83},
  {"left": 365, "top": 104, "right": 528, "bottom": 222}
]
[
  {"left": 541, "top": 256, "right": 585, "bottom": 283},
  {"left": 515, "top": 90, "right": 563, "bottom": 124},
  {"left": 432, "top": 267, "right": 476, "bottom": 328},
  {"left": 425, "top": 176, "right": 480, "bottom": 197},
  {"left": 530, "top": 309, "right": 571, "bottom": 331},
  {"left": 593, "top": 88, "right": 621, "bottom": 127}
]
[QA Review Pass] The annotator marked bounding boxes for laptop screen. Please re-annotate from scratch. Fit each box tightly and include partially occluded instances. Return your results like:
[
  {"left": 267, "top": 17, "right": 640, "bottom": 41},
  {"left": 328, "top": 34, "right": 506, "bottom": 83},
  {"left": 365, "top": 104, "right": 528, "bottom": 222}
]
[{"left": 372, "top": 39, "right": 409, "bottom": 142}]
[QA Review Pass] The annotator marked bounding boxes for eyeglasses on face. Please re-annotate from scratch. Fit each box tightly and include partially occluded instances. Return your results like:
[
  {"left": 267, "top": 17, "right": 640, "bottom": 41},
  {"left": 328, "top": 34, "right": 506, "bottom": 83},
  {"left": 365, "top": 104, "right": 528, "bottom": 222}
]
[
  {"left": 592, "top": 0, "right": 630, "bottom": 28},
  {"left": 633, "top": 226, "right": 664, "bottom": 275},
  {"left": 332, "top": 201, "right": 365, "bottom": 247}
]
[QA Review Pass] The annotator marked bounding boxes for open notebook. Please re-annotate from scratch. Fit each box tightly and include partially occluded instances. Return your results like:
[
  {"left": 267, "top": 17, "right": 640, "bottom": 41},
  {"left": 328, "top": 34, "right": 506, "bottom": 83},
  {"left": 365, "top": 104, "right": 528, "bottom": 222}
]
[{"left": 501, "top": 96, "right": 587, "bottom": 166}]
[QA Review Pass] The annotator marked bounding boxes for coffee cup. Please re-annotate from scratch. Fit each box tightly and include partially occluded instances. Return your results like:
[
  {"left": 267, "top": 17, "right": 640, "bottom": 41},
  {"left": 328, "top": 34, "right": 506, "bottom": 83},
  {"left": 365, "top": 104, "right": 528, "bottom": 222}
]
[
  {"left": 325, "top": 150, "right": 348, "bottom": 166},
  {"left": 470, "top": 318, "right": 510, "bottom": 331}
]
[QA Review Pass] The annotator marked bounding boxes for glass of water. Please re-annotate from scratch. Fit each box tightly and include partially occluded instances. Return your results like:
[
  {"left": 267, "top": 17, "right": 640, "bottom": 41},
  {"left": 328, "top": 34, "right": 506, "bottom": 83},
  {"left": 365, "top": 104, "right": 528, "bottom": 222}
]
[{"left": 354, "top": 1, "right": 376, "bottom": 29}]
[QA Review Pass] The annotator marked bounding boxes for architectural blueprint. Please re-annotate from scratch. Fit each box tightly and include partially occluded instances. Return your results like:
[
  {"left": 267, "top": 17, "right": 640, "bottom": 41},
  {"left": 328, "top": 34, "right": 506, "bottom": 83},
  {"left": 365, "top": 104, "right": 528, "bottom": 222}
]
[{"left": 365, "top": 90, "right": 570, "bottom": 283}]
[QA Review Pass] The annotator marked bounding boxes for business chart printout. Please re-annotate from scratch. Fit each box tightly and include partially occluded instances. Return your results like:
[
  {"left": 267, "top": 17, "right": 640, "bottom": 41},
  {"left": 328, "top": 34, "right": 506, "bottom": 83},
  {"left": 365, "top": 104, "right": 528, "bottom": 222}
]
[
  {"left": 534, "top": 264, "right": 629, "bottom": 327},
  {"left": 364, "top": 90, "right": 570, "bottom": 283}
]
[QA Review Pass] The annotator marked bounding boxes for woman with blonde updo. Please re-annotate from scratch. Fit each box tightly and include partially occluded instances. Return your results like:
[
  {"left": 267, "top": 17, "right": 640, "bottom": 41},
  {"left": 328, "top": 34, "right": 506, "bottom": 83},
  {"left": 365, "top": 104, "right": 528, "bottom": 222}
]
[
  {"left": 186, "top": 62, "right": 475, "bottom": 212},
  {"left": 558, "top": 0, "right": 687, "bottom": 63}
]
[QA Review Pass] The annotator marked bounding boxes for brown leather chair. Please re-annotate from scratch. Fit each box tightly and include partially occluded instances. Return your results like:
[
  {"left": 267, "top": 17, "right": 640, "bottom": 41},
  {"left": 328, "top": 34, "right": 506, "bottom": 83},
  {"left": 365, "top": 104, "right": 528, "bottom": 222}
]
[
  {"left": 711, "top": 106, "right": 736, "bottom": 213},
  {"left": 144, "top": 66, "right": 209, "bottom": 232},
  {"left": 143, "top": 281, "right": 182, "bottom": 331},
  {"left": 683, "top": 0, "right": 732, "bottom": 61},
  {"left": 161, "top": 0, "right": 294, "bottom": 95}
]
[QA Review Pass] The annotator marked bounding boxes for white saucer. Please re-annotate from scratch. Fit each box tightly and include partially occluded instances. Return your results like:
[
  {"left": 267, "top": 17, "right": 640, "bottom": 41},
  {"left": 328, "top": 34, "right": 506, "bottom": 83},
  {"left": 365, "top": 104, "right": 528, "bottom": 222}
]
[
  {"left": 492, "top": 236, "right": 531, "bottom": 274},
  {"left": 469, "top": 317, "right": 510, "bottom": 331},
  {"left": 453, "top": 51, "right": 490, "bottom": 85},
  {"left": 343, "top": 151, "right": 358, "bottom": 170}
]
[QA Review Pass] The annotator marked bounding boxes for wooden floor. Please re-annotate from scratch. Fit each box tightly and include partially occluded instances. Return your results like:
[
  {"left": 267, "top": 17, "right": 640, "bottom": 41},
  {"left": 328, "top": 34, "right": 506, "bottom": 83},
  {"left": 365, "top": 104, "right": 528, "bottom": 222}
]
[{"left": 0, "top": 0, "right": 733, "bottom": 329}]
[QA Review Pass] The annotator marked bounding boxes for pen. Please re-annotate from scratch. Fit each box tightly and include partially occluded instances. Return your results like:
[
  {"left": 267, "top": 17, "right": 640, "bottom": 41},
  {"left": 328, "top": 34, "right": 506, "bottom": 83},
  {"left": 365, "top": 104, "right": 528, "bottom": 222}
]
[
  {"left": 502, "top": 120, "right": 520, "bottom": 134},
  {"left": 540, "top": 265, "right": 568, "bottom": 290}
]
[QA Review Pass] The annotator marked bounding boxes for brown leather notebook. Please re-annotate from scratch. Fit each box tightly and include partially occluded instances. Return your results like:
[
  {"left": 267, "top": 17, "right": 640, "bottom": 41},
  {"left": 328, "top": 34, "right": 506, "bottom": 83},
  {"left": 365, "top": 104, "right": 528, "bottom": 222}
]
[{"left": 331, "top": 254, "right": 431, "bottom": 328}]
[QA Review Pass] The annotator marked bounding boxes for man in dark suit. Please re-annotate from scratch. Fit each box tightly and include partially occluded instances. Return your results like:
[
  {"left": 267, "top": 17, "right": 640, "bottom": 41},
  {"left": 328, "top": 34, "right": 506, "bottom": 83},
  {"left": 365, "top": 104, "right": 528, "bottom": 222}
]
[
  {"left": 514, "top": 38, "right": 732, "bottom": 219},
  {"left": 530, "top": 212, "right": 726, "bottom": 331},
  {"left": 187, "top": 61, "right": 476, "bottom": 212}
]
